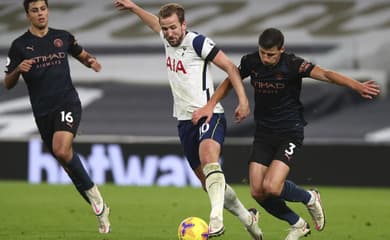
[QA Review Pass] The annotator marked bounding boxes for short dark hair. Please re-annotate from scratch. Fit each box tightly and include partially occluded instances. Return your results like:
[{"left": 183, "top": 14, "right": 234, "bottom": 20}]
[
  {"left": 258, "top": 28, "right": 284, "bottom": 50},
  {"left": 158, "top": 3, "right": 185, "bottom": 24},
  {"left": 23, "top": 0, "right": 48, "bottom": 13}
]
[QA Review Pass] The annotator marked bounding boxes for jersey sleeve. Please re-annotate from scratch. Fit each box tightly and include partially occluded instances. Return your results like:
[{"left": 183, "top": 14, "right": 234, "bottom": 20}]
[
  {"left": 192, "top": 34, "right": 220, "bottom": 62},
  {"left": 290, "top": 54, "right": 315, "bottom": 78},
  {"left": 67, "top": 32, "right": 83, "bottom": 57},
  {"left": 5, "top": 41, "right": 22, "bottom": 74},
  {"left": 238, "top": 54, "right": 251, "bottom": 79}
]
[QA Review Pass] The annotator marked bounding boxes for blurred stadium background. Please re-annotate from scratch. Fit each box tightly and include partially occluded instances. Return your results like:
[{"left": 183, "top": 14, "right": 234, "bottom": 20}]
[{"left": 0, "top": 0, "right": 389, "bottom": 186}]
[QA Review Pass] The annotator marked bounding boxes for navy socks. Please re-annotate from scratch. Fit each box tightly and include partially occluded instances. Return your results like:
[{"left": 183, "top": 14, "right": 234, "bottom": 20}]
[
  {"left": 257, "top": 180, "right": 311, "bottom": 225},
  {"left": 280, "top": 180, "right": 311, "bottom": 204},
  {"left": 258, "top": 197, "right": 299, "bottom": 225},
  {"left": 64, "top": 152, "right": 94, "bottom": 203}
]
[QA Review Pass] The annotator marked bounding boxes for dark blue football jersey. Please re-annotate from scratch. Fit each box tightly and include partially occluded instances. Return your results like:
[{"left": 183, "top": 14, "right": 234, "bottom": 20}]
[
  {"left": 239, "top": 52, "right": 315, "bottom": 132},
  {"left": 5, "top": 28, "right": 83, "bottom": 117}
]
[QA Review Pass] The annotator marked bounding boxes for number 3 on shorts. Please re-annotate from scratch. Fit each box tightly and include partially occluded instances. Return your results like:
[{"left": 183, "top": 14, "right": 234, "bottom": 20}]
[{"left": 285, "top": 142, "right": 296, "bottom": 156}]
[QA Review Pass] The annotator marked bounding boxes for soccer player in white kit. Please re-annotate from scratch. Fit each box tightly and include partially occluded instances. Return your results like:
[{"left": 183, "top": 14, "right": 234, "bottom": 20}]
[{"left": 114, "top": 1, "right": 263, "bottom": 239}]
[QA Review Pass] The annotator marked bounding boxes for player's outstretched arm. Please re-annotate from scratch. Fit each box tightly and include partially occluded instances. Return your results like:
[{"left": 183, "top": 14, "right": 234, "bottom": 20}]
[
  {"left": 114, "top": 0, "right": 160, "bottom": 33},
  {"left": 310, "top": 65, "right": 381, "bottom": 99},
  {"left": 77, "top": 50, "right": 102, "bottom": 72}
]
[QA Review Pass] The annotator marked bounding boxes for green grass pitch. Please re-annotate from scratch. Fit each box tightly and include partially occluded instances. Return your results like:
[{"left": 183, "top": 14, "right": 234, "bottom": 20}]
[{"left": 0, "top": 182, "right": 389, "bottom": 240}]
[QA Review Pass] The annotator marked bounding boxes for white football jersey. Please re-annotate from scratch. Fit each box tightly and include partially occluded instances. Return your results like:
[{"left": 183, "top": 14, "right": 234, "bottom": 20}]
[{"left": 160, "top": 31, "right": 224, "bottom": 120}]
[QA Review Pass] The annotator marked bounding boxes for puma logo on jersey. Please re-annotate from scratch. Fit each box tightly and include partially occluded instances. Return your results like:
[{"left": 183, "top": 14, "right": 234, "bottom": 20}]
[{"left": 166, "top": 56, "right": 187, "bottom": 74}]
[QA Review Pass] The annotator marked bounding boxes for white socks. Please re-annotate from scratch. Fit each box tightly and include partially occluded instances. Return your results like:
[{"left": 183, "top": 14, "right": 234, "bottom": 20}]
[
  {"left": 203, "top": 163, "right": 253, "bottom": 228},
  {"left": 85, "top": 185, "right": 104, "bottom": 215},
  {"left": 203, "top": 163, "right": 225, "bottom": 225},
  {"left": 224, "top": 184, "right": 253, "bottom": 227},
  {"left": 292, "top": 217, "right": 306, "bottom": 227}
]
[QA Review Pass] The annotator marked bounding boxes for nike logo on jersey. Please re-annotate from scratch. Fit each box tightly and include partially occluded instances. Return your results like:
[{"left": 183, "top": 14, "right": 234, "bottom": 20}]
[{"left": 26, "top": 46, "right": 34, "bottom": 51}]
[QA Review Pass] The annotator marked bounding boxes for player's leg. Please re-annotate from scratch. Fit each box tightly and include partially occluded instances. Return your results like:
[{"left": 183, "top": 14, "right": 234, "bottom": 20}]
[
  {"left": 250, "top": 161, "right": 300, "bottom": 224},
  {"left": 248, "top": 133, "right": 308, "bottom": 238},
  {"left": 261, "top": 160, "right": 311, "bottom": 239},
  {"left": 51, "top": 104, "right": 110, "bottom": 233},
  {"left": 224, "top": 184, "right": 263, "bottom": 240},
  {"left": 250, "top": 161, "right": 310, "bottom": 240},
  {"left": 271, "top": 134, "right": 325, "bottom": 231},
  {"left": 178, "top": 114, "right": 226, "bottom": 237},
  {"left": 263, "top": 160, "right": 311, "bottom": 205},
  {"left": 35, "top": 110, "right": 93, "bottom": 203},
  {"left": 279, "top": 176, "right": 326, "bottom": 230},
  {"left": 52, "top": 131, "right": 93, "bottom": 201},
  {"left": 51, "top": 104, "right": 95, "bottom": 203},
  {"left": 199, "top": 139, "right": 225, "bottom": 237},
  {"left": 193, "top": 166, "right": 262, "bottom": 240},
  {"left": 278, "top": 180, "right": 326, "bottom": 232},
  {"left": 51, "top": 131, "right": 110, "bottom": 233}
]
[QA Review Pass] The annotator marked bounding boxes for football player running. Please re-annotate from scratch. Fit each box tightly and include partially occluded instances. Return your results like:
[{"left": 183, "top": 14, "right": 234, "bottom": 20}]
[
  {"left": 4, "top": 0, "right": 110, "bottom": 234},
  {"left": 114, "top": 1, "right": 263, "bottom": 239},
  {"left": 193, "top": 28, "right": 380, "bottom": 240}
]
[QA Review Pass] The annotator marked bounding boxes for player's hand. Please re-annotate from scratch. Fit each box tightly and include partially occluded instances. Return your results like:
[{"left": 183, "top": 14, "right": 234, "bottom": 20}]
[
  {"left": 234, "top": 101, "right": 250, "bottom": 123},
  {"left": 114, "top": 0, "right": 136, "bottom": 10},
  {"left": 88, "top": 58, "right": 102, "bottom": 72},
  {"left": 192, "top": 104, "right": 214, "bottom": 125},
  {"left": 17, "top": 59, "right": 35, "bottom": 73},
  {"left": 359, "top": 80, "right": 380, "bottom": 99}
]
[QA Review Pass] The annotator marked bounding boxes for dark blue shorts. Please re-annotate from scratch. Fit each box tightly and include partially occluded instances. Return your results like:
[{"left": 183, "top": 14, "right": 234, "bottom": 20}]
[
  {"left": 177, "top": 113, "right": 226, "bottom": 170},
  {"left": 35, "top": 102, "right": 81, "bottom": 153}
]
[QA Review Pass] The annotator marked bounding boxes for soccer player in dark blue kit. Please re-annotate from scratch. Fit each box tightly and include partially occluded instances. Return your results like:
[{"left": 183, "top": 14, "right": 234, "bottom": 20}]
[
  {"left": 3, "top": 0, "right": 110, "bottom": 234},
  {"left": 193, "top": 28, "right": 380, "bottom": 240}
]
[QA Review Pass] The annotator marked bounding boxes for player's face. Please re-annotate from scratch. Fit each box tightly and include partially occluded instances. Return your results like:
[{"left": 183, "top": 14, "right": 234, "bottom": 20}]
[
  {"left": 160, "top": 14, "right": 186, "bottom": 47},
  {"left": 27, "top": 0, "right": 49, "bottom": 31},
  {"left": 259, "top": 46, "right": 284, "bottom": 67}
]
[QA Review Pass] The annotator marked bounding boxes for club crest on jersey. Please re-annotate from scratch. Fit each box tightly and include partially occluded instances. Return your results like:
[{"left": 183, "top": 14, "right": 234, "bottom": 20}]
[
  {"left": 53, "top": 38, "right": 63, "bottom": 48},
  {"left": 166, "top": 56, "right": 187, "bottom": 74}
]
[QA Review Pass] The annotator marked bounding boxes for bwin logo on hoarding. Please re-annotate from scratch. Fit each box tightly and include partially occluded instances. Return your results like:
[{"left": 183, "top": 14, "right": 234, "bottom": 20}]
[{"left": 28, "top": 139, "right": 201, "bottom": 187}]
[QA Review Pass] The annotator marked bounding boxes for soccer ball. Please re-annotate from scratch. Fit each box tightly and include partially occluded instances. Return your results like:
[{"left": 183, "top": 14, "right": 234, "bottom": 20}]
[{"left": 178, "top": 217, "right": 209, "bottom": 240}]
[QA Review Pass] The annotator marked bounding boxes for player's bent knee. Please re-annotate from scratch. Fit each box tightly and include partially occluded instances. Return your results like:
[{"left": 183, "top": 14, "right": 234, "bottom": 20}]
[
  {"left": 250, "top": 189, "right": 266, "bottom": 201},
  {"left": 262, "top": 182, "right": 283, "bottom": 197},
  {"left": 52, "top": 147, "right": 73, "bottom": 162}
]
